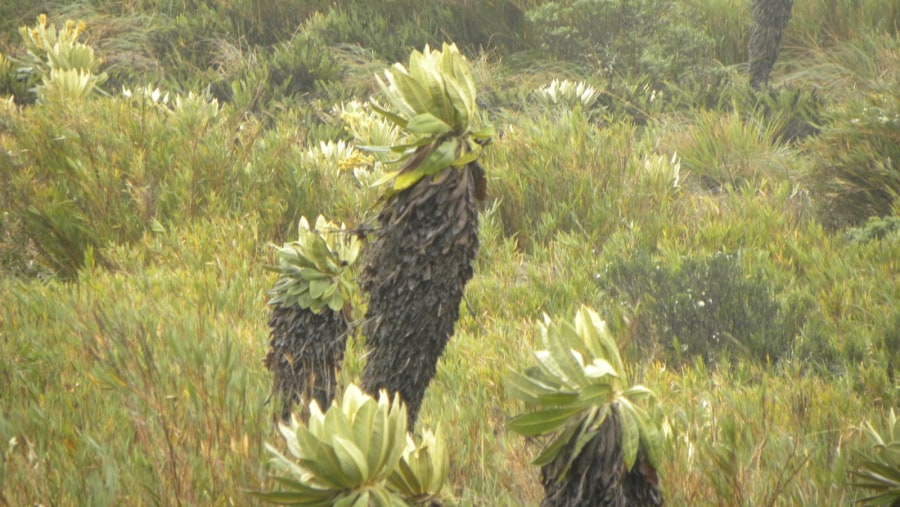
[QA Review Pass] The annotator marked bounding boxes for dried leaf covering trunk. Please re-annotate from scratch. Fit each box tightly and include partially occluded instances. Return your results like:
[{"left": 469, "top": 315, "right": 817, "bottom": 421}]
[
  {"left": 748, "top": 0, "right": 794, "bottom": 88},
  {"left": 361, "top": 164, "right": 480, "bottom": 428},
  {"left": 264, "top": 304, "right": 348, "bottom": 421},
  {"left": 541, "top": 408, "right": 663, "bottom": 507}
]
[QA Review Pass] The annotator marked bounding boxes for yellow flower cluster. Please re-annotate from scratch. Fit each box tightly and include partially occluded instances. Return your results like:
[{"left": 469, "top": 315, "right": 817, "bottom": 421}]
[
  {"left": 23, "top": 14, "right": 86, "bottom": 52},
  {"left": 337, "top": 150, "right": 374, "bottom": 172}
]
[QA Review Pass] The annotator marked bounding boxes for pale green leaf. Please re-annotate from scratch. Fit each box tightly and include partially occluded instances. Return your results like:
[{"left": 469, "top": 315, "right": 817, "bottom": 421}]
[
  {"left": 441, "top": 72, "right": 472, "bottom": 130},
  {"left": 308, "top": 278, "right": 331, "bottom": 300},
  {"left": 617, "top": 402, "right": 641, "bottom": 471},
  {"left": 531, "top": 420, "right": 580, "bottom": 466},
  {"left": 332, "top": 436, "right": 369, "bottom": 485},
  {"left": 576, "top": 383, "right": 614, "bottom": 407},
  {"left": 504, "top": 370, "right": 570, "bottom": 405},
  {"left": 622, "top": 385, "right": 655, "bottom": 401},
  {"left": 406, "top": 113, "right": 452, "bottom": 135},
  {"left": 417, "top": 138, "right": 459, "bottom": 177},
  {"left": 369, "top": 94, "right": 411, "bottom": 127},
  {"left": 634, "top": 406, "right": 665, "bottom": 470},
  {"left": 393, "top": 166, "right": 428, "bottom": 192},
  {"left": 508, "top": 407, "right": 583, "bottom": 437},
  {"left": 576, "top": 306, "right": 625, "bottom": 375},
  {"left": 391, "top": 67, "right": 433, "bottom": 116},
  {"left": 451, "top": 144, "right": 482, "bottom": 167},
  {"left": 388, "top": 455, "right": 422, "bottom": 495},
  {"left": 369, "top": 169, "right": 402, "bottom": 188},
  {"left": 470, "top": 125, "right": 496, "bottom": 142},
  {"left": 584, "top": 358, "right": 618, "bottom": 380},
  {"left": 378, "top": 392, "right": 408, "bottom": 473}
]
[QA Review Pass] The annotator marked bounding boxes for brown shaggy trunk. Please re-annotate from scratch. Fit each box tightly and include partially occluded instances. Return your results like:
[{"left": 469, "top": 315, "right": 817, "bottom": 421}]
[
  {"left": 749, "top": 0, "right": 794, "bottom": 89},
  {"left": 541, "top": 407, "right": 663, "bottom": 507},
  {"left": 264, "top": 304, "right": 348, "bottom": 421},
  {"left": 360, "top": 164, "right": 481, "bottom": 428}
]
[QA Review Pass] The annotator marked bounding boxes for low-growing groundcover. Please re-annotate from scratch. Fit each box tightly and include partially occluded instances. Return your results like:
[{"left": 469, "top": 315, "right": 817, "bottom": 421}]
[{"left": 1, "top": 0, "right": 899, "bottom": 505}]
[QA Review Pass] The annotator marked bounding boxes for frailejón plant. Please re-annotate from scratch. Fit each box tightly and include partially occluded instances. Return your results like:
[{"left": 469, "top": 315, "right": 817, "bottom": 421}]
[
  {"left": 264, "top": 216, "right": 361, "bottom": 419},
  {"left": 267, "top": 215, "right": 361, "bottom": 316},
  {"left": 534, "top": 79, "right": 602, "bottom": 110},
  {"left": 358, "top": 43, "right": 493, "bottom": 427},
  {"left": 363, "top": 42, "right": 494, "bottom": 194},
  {"left": 15, "top": 15, "right": 107, "bottom": 101},
  {"left": 506, "top": 305, "right": 665, "bottom": 506},
  {"left": 256, "top": 384, "right": 452, "bottom": 506},
  {"left": 851, "top": 408, "right": 900, "bottom": 506}
]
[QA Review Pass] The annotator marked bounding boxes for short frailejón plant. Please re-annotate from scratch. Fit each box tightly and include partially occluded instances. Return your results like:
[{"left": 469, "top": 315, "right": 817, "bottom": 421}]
[
  {"left": 264, "top": 216, "right": 361, "bottom": 420},
  {"left": 534, "top": 79, "right": 602, "bottom": 111},
  {"left": 15, "top": 15, "right": 107, "bottom": 102},
  {"left": 256, "top": 384, "right": 452, "bottom": 506},
  {"left": 506, "top": 306, "right": 665, "bottom": 507},
  {"left": 851, "top": 408, "right": 900, "bottom": 506},
  {"left": 358, "top": 43, "right": 493, "bottom": 427}
]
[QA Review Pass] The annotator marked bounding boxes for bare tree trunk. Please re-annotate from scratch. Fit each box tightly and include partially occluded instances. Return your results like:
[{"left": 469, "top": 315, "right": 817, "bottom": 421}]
[{"left": 748, "top": 0, "right": 793, "bottom": 88}]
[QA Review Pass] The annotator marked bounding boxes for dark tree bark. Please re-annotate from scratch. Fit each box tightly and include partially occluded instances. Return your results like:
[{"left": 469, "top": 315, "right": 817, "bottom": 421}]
[
  {"left": 264, "top": 304, "right": 348, "bottom": 421},
  {"left": 623, "top": 448, "right": 664, "bottom": 507},
  {"left": 360, "top": 163, "right": 481, "bottom": 428},
  {"left": 748, "top": 0, "right": 794, "bottom": 88},
  {"left": 541, "top": 407, "right": 663, "bottom": 507}
]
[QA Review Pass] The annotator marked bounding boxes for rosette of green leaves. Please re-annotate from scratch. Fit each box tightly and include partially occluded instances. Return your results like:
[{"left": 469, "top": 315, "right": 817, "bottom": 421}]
[
  {"left": 267, "top": 216, "right": 361, "bottom": 314},
  {"left": 505, "top": 306, "right": 664, "bottom": 474},
  {"left": 258, "top": 385, "right": 408, "bottom": 506},
  {"left": 363, "top": 43, "right": 494, "bottom": 193},
  {"left": 256, "top": 385, "right": 454, "bottom": 507},
  {"left": 851, "top": 408, "right": 900, "bottom": 506},
  {"left": 387, "top": 429, "right": 452, "bottom": 505},
  {"left": 18, "top": 16, "right": 106, "bottom": 87}
]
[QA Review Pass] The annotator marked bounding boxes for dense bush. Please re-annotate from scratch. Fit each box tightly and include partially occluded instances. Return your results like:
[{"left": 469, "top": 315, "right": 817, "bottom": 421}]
[
  {"left": 303, "top": 1, "right": 525, "bottom": 63},
  {"left": 599, "top": 251, "right": 804, "bottom": 365},
  {"left": 0, "top": 85, "right": 379, "bottom": 277},
  {"left": 846, "top": 216, "right": 900, "bottom": 244},
  {"left": 804, "top": 88, "right": 900, "bottom": 229},
  {"left": 525, "top": 0, "right": 713, "bottom": 80}
]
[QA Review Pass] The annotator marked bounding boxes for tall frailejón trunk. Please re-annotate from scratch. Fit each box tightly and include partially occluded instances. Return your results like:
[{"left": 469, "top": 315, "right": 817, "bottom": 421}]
[
  {"left": 264, "top": 305, "right": 348, "bottom": 420},
  {"left": 541, "top": 407, "right": 663, "bottom": 507},
  {"left": 360, "top": 163, "right": 481, "bottom": 428},
  {"left": 748, "top": 0, "right": 794, "bottom": 89}
]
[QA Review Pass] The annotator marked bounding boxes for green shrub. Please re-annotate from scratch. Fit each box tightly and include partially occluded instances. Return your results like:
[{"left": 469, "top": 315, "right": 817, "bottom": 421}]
[
  {"left": 599, "top": 251, "right": 804, "bottom": 365},
  {"left": 804, "top": 89, "right": 900, "bottom": 229},
  {"left": 0, "top": 50, "right": 36, "bottom": 103},
  {"left": 0, "top": 86, "right": 239, "bottom": 277},
  {"left": 671, "top": 106, "right": 800, "bottom": 191},
  {"left": 663, "top": 364, "right": 854, "bottom": 506},
  {"left": 269, "top": 33, "right": 341, "bottom": 98},
  {"left": 789, "top": 0, "right": 900, "bottom": 46},
  {"left": 846, "top": 216, "right": 900, "bottom": 244},
  {"left": 526, "top": 0, "right": 713, "bottom": 80},
  {"left": 793, "top": 315, "right": 844, "bottom": 375},
  {"left": 488, "top": 110, "right": 641, "bottom": 248},
  {"left": 689, "top": 0, "right": 750, "bottom": 65},
  {"left": 304, "top": 1, "right": 524, "bottom": 64},
  {"left": 136, "top": 0, "right": 313, "bottom": 52},
  {"left": 222, "top": 29, "right": 344, "bottom": 114}
]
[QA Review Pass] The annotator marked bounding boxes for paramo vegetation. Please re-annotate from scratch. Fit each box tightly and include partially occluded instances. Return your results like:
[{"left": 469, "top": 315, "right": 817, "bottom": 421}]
[{"left": 1, "top": 0, "right": 899, "bottom": 505}]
